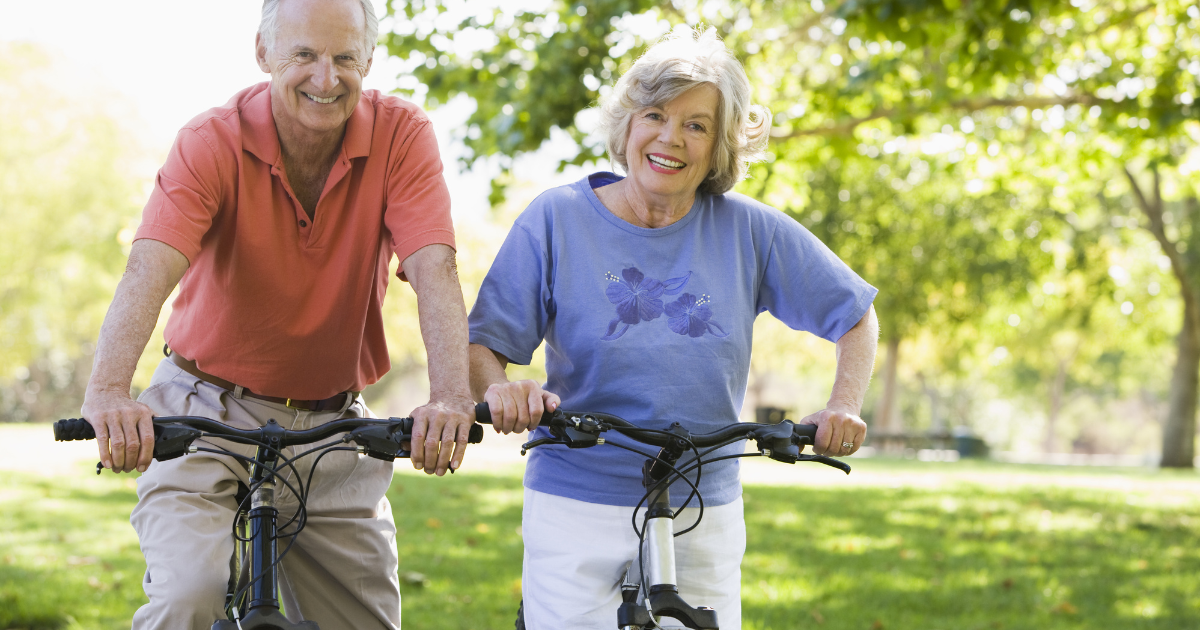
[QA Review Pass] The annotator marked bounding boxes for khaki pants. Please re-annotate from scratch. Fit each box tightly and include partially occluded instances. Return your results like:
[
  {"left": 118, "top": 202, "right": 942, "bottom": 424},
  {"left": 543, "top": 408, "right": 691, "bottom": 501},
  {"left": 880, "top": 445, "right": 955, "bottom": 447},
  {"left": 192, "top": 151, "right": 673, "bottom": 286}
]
[{"left": 130, "top": 358, "right": 401, "bottom": 630}]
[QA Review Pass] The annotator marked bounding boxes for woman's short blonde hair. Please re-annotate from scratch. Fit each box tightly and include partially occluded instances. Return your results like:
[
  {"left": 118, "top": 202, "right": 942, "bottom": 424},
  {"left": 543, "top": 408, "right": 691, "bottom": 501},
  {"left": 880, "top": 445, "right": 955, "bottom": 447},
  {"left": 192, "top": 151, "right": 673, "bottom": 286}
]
[{"left": 600, "top": 27, "right": 770, "bottom": 196}]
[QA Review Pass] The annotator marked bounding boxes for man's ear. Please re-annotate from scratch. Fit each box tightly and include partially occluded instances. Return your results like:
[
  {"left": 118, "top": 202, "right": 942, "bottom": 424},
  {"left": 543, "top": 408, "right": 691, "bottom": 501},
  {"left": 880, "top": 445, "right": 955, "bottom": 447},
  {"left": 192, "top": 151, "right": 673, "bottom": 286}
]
[
  {"left": 363, "top": 45, "right": 375, "bottom": 77},
  {"left": 255, "top": 32, "right": 271, "bottom": 73}
]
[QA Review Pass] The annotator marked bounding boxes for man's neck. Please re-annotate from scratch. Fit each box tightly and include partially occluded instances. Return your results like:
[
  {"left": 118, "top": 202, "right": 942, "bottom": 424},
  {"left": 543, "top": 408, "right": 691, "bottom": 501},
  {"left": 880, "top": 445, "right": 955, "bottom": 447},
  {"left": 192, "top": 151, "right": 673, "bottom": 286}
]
[
  {"left": 275, "top": 120, "right": 344, "bottom": 168},
  {"left": 271, "top": 97, "right": 346, "bottom": 166}
]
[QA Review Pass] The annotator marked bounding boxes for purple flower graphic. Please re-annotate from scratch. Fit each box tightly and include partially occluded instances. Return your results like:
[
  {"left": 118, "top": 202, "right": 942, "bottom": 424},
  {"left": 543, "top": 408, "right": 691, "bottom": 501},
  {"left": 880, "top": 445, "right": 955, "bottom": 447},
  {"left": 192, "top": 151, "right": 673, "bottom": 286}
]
[
  {"left": 665, "top": 293, "right": 729, "bottom": 338},
  {"left": 606, "top": 267, "right": 665, "bottom": 325},
  {"left": 601, "top": 267, "right": 695, "bottom": 341}
]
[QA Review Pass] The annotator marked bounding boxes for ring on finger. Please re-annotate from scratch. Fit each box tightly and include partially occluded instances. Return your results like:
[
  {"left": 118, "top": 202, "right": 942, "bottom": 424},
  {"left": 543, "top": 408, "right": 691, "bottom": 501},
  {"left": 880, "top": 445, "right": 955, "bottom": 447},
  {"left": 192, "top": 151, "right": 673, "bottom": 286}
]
[{"left": 841, "top": 441, "right": 855, "bottom": 451}]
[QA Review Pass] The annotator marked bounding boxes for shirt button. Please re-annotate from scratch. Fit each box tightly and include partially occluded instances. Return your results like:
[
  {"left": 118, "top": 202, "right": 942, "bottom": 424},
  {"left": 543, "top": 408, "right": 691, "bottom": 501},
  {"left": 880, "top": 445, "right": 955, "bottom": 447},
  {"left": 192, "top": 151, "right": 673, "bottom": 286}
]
[{"left": 299, "top": 220, "right": 308, "bottom": 227}]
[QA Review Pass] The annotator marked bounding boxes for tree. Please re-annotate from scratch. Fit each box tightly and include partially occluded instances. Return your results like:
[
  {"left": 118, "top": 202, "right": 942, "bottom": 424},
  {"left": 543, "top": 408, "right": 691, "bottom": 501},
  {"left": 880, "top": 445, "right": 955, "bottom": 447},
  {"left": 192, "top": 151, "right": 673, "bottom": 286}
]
[
  {"left": 0, "top": 43, "right": 145, "bottom": 421},
  {"left": 383, "top": 0, "right": 1198, "bottom": 463}
]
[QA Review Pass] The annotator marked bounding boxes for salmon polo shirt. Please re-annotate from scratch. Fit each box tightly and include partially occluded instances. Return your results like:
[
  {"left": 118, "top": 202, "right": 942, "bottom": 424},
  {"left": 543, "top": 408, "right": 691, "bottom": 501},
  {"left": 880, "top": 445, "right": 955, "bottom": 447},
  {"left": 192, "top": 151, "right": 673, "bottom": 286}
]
[{"left": 134, "top": 82, "right": 455, "bottom": 400}]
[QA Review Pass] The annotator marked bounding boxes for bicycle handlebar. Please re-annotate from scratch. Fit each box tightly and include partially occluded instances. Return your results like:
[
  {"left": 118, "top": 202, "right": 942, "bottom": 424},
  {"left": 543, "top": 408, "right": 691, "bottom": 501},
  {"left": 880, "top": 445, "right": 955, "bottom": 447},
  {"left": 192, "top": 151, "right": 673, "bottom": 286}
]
[
  {"left": 471, "top": 401, "right": 848, "bottom": 473},
  {"left": 54, "top": 415, "right": 485, "bottom": 464}
]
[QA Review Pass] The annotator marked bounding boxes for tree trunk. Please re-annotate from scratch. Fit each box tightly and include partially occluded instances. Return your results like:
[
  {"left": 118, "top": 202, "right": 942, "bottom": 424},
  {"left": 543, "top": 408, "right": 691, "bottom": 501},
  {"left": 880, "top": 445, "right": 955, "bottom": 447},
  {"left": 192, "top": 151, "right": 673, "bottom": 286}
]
[
  {"left": 1044, "top": 358, "right": 1068, "bottom": 454},
  {"left": 875, "top": 336, "right": 901, "bottom": 433},
  {"left": 1125, "top": 168, "right": 1197, "bottom": 468},
  {"left": 1162, "top": 298, "right": 1200, "bottom": 467}
]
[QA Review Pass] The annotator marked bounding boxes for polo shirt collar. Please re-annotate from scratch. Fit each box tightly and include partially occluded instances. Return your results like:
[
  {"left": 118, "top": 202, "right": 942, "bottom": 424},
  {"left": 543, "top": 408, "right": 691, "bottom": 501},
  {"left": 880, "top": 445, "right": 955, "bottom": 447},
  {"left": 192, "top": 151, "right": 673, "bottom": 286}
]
[
  {"left": 241, "top": 84, "right": 279, "bottom": 165},
  {"left": 342, "top": 94, "right": 374, "bottom": 160},
  {"left": 240, "top": 83, "right": 375, "bottom": 164}
]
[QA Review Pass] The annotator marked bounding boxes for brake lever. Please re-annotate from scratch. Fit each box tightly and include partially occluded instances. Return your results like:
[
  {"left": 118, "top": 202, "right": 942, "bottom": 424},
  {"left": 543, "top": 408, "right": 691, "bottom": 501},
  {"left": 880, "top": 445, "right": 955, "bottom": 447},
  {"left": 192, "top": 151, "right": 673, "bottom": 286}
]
[
  {"left": 520, "top": 437, "right": 566, "bottom": 455},
  {"left": 796, "top": 454, "right": 852, "bottom": 474}
]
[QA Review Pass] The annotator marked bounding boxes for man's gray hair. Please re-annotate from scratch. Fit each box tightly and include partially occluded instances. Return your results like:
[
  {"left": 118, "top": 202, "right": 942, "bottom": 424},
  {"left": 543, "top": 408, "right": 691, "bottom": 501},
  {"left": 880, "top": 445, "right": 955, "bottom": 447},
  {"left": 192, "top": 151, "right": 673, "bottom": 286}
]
[
  {"left": 259, "top": 0, "right": 379, "bottom": 57},
  {"left": 600, "top": 27, "right": 770, "bottom": 196}
]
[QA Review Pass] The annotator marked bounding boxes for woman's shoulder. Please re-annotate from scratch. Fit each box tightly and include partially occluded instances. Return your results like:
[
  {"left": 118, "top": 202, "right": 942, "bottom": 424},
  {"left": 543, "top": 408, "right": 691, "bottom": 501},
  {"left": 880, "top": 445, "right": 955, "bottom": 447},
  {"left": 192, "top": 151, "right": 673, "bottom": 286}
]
[
  {"left": 708, "top": 190, "right": 801, "bottom": 234},
  {"left": 513, "top": 172, "right": 613, "bottom": 229}
]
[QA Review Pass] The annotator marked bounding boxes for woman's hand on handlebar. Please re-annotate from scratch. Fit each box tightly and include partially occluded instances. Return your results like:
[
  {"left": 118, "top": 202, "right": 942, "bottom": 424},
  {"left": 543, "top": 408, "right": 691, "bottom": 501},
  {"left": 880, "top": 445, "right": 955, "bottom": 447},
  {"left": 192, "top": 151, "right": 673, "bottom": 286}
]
[
  {"left": 482, "top": 380, "right": 560, "bottom": 435},
  {"left": 799, "top": 407, "right": 867, "bottom": 457},
  {"left": 80, "top": 388, "right": 156, "bottom": 474}
]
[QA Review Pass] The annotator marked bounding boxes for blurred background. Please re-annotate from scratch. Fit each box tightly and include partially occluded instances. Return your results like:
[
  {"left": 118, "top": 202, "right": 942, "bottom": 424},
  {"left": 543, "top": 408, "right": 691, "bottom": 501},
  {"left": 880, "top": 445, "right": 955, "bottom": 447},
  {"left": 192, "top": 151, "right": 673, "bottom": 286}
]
[
  {"left": 3, "top": 2, "right": 1200, "bottom": 629},
  {"left": 1, "top": 0, "right": 1198, "bottom": 471}
]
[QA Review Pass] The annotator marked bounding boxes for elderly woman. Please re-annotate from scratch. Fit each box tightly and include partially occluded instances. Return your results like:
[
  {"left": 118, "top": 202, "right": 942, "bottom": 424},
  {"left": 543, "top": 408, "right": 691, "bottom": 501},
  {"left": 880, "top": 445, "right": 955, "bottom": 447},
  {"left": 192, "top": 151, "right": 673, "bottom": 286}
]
[{"left": 468, "top": 28, "right": 878, "bottom": 630}]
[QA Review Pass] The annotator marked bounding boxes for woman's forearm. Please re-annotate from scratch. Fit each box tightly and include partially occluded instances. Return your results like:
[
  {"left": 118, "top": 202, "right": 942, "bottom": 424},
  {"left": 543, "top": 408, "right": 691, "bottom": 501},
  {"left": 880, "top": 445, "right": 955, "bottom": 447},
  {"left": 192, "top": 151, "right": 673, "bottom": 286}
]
[
  {"left": 469, "top": 343, "right": 510, "bottom": 401},
  {"left": 827, "top": 305, "right": 879, "bottom": 415}
]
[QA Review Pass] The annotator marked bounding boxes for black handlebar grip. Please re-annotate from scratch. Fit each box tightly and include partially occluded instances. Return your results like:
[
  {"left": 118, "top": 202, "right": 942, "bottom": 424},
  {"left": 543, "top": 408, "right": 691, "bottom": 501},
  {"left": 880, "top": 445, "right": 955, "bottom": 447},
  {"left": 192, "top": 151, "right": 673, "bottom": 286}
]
[
  {"left": 794, "top": 423, "right": 818, "bottom": 440},
  {"left": 474, "top": 401, "right": 493, "bottom": 425},
  {"left": 54, "top": 418, "right": 97, "bottom": 441},
  {"left": 472, "top": 401, "right": 558, "bottom": 427}
]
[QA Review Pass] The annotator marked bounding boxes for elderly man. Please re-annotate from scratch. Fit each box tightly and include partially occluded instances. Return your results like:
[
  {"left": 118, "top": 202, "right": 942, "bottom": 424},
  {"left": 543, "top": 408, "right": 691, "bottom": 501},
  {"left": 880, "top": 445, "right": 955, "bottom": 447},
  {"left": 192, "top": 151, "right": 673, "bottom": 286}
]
[{"left": 79, "top": 0, "right": 473, "bottom": 627}]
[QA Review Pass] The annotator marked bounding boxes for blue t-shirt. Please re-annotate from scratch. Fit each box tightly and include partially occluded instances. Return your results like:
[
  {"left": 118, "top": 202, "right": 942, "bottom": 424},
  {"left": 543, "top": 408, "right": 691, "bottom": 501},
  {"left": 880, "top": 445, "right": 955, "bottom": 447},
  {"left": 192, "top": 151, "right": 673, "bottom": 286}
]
[{"left": 469, "top": 173, "right": 877, "bottom": 507}]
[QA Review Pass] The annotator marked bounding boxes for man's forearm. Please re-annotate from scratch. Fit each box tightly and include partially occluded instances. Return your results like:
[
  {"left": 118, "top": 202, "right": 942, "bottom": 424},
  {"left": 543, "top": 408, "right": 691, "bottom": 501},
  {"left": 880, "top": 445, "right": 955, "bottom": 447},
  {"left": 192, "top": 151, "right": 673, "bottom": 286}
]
[
  {"left": 88, "top": 240, "right": 190, "bottom": 398},
  {"left": 827, "top": 305, "right": 879, "bottom": 414},
  {"left": 404, "top": 245, "right": 472, "bottom": 403}
]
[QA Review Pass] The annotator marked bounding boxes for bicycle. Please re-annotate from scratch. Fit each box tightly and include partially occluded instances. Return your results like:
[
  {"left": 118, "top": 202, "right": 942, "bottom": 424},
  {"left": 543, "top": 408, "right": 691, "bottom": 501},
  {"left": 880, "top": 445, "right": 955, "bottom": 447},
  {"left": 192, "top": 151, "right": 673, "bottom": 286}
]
[
  {"left": 473, "top": 404, "right": 852, "bottom": 630},
  {"left": 53, "top": 413, "right": 485, "bottom": 630}
]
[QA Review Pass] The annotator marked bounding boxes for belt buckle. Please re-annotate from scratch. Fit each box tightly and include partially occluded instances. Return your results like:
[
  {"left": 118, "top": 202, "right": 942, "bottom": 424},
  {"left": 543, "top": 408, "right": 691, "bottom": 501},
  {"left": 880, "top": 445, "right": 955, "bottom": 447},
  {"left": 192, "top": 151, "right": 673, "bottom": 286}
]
[{"left": 285, "top": 398, "right": 312, "bottom": 411}]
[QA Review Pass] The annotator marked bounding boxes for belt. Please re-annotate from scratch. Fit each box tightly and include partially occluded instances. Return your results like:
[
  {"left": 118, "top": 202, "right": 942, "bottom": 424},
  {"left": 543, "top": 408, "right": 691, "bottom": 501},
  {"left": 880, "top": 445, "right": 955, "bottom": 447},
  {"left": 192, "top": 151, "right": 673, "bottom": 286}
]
[{"left": 168, "top": 351, "right": 355, "bottom": 412}]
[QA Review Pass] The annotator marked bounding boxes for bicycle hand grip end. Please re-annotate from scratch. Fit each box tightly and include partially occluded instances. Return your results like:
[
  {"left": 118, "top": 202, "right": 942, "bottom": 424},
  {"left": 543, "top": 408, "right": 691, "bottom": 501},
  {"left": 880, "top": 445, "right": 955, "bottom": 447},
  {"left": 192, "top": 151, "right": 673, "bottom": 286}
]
[
  {"left": 54, "top": 418, "right": 96, "bottom": 441},
  {"left": 474, "top": 401, "right": 493, "bottom": 425}
]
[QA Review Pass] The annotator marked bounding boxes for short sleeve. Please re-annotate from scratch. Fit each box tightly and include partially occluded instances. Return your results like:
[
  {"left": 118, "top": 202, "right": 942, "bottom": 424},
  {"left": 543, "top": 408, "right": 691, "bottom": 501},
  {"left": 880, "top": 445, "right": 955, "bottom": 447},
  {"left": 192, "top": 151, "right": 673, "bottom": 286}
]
[
  {"left": 468, "top": 222, "right": 554, "bottom": 366},
  {"left": 757, "top": 215, "right": 877, "bottom": 342},
  {"left": 384, "top": 119, "right": 455, "bottom": 274},
  {"left": 133, "top": 128, "right": 225, "bottom": 263}
]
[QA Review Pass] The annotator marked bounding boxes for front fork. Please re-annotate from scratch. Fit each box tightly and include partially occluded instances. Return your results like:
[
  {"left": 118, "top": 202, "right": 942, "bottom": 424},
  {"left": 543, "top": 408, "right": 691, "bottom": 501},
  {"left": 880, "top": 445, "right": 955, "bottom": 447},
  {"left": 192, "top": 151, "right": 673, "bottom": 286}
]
[
  {"left": 212, "top": 424, "right": 318, "bottom": 630},
  {"left": 617, "top": 424, "right": 719, "bottom": 630}
]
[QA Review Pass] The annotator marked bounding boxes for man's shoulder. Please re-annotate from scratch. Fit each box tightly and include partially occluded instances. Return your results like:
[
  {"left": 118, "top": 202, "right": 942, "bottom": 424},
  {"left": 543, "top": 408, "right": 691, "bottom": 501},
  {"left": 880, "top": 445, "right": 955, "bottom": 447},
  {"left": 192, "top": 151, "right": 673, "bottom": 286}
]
[
  {"left": 361, "top": 89, "right": 432, "bottom": 131},
  {"left": 182, "top": 84, "right": 267, "bottom": 133},
  {"left": 173, "top": 83, "right": 271, "bottom": 156}
]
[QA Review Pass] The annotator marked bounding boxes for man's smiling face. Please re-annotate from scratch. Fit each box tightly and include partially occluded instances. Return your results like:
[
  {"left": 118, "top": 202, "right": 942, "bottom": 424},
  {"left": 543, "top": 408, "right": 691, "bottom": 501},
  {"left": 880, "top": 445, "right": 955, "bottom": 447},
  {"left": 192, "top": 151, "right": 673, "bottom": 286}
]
[{"left": 256, "top": 0, "right": 372, "bottom": 140}]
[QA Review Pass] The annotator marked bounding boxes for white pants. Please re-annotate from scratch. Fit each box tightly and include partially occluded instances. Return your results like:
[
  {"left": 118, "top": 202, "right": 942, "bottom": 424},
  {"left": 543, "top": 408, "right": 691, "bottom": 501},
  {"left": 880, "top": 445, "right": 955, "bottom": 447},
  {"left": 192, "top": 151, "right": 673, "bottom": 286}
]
[{"left": 521, "top": 487, "right": 746, "bottom": 630}]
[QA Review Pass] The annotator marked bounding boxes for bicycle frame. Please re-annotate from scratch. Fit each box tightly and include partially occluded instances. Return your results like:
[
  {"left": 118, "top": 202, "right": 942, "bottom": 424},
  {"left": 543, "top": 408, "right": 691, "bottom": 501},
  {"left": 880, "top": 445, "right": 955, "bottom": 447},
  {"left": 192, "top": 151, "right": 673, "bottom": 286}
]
[
  {"left": 54, "top": 415, "right": 483, "bottom": 630},
  {"left": 213, "top": 422, "right": 318, "bottom": 630},
  {"left": 479, "top": 405, "right": 850, "bottom": 630}
]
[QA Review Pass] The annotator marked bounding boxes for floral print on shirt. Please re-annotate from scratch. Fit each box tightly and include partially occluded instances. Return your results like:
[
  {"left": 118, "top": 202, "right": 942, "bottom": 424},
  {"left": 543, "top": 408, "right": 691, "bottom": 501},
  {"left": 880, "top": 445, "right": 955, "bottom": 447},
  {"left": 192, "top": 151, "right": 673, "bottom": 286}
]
[{"left": 601, "top": 267, "right": 726, "bottom": 340}]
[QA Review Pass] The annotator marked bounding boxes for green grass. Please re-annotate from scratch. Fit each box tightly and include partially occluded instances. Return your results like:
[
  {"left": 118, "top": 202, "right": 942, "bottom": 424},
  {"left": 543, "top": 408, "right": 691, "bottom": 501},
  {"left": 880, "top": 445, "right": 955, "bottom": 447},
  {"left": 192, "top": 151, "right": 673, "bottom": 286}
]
[{"left": 2, "top": 461, "right": 1199, "bottom": 629}]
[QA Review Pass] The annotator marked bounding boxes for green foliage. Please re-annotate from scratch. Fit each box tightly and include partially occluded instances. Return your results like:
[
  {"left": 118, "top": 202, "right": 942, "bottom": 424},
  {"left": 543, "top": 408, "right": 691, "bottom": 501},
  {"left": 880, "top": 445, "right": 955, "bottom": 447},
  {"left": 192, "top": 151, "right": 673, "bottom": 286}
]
[
  {"left": 382, "top": 0, "right": 1195, "bottom": 440},
  {"left": 3, "top": 460, "right": 1199, "bottom": 628},
  {"left": 0, "top": 43, "right": 145, "bottom": 421}
]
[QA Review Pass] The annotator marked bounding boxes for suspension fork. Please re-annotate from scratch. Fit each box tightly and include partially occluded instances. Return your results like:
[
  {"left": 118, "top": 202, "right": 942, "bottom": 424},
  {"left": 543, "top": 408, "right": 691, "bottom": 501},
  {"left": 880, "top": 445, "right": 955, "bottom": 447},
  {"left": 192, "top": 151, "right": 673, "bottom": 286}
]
[
  {"left": 247, "top": 442, "right": 281, "bottom": 612},
  {"left": 620, "top": 423, "right": 719, "bottom": 630},
  {"left": 211, "top": 420, "right": 319, "bottom": 630}
]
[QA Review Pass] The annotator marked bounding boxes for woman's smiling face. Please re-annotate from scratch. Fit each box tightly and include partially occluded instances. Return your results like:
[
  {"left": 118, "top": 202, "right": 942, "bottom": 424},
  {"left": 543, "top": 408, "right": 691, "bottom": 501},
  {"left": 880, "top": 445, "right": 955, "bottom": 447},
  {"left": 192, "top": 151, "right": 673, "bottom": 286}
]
[{"left": 623, "top": 84, "right": 720, "bottom": 208}]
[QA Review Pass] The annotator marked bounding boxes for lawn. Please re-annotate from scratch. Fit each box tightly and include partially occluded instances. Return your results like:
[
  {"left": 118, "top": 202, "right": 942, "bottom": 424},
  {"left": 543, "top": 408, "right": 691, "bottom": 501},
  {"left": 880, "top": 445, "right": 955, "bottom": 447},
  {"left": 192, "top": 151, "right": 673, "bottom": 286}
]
[{"left": 1, "top": 459, "right": 1198, "bottom": 630}]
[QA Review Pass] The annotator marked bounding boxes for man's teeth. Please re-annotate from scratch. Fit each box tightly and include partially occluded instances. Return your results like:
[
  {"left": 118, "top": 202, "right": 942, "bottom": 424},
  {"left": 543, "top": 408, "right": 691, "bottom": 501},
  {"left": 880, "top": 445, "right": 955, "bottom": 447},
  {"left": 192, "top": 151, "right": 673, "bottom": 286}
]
[
  {"left": 648, "top": 155, "right": 684, "bottom": 169},
  {"left": 305, "top": 93, "right": 338, "bottom": 104}
]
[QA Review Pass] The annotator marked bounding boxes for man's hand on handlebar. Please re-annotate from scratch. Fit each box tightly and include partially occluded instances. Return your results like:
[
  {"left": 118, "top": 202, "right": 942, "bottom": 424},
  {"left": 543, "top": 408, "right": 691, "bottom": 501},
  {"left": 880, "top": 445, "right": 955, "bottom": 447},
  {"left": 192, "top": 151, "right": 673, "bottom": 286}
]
[
  {"left": 80, "top": 388, "right": 156, "bottom": 474},
  {"left": 482, "top": 380, "right": 560, "bottom": 435},
  {"left": 799, "top": 407, "right": 867, "bottom": 457},
  {"left": 409, "top": 397, "right": 475, "bottom": 476}
]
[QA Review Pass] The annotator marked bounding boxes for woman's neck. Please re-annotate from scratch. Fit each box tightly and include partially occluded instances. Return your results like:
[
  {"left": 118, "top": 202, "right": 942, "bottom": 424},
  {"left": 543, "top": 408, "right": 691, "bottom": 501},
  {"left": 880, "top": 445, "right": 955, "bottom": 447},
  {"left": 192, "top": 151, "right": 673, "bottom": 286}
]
[{"left": 596, "top": 179, "right": 695, "bottom": 229}]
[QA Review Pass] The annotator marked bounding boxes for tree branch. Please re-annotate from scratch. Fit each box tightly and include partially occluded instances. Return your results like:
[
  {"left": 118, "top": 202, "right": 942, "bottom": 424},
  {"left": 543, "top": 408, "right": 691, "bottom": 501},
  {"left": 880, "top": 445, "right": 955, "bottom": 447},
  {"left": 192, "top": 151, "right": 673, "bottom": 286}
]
[
  {"left": 774, "top": 93, "right": 1101, "bottom": 139},
  {"left": 1125, "top": 165, "right": 1200, "bottom": 332}
]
